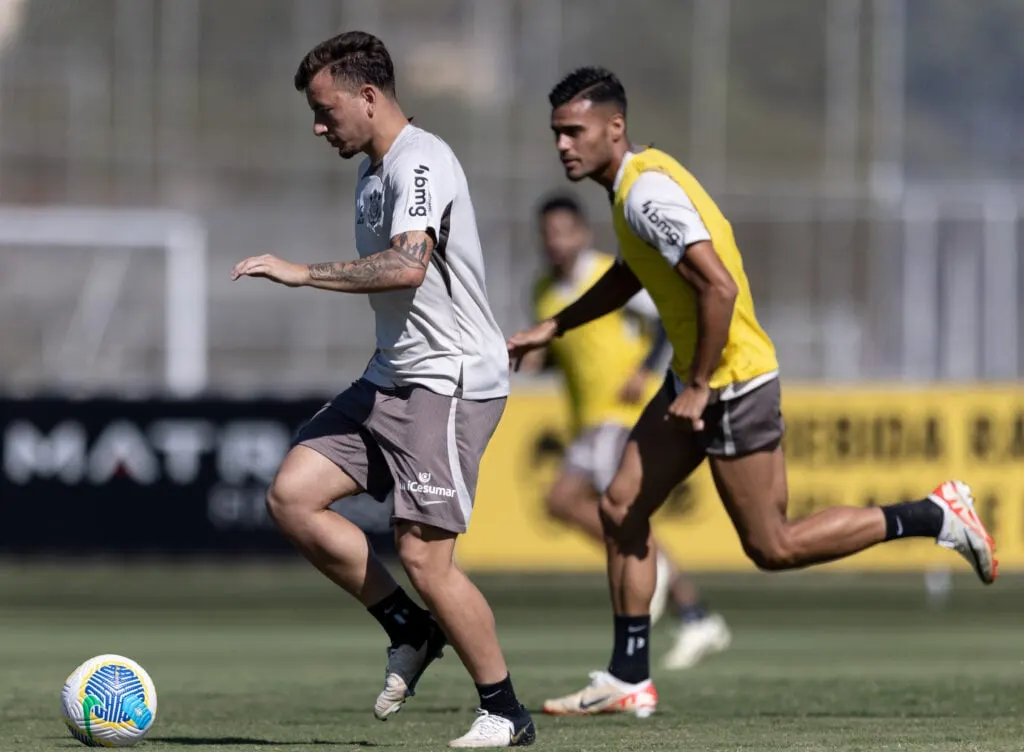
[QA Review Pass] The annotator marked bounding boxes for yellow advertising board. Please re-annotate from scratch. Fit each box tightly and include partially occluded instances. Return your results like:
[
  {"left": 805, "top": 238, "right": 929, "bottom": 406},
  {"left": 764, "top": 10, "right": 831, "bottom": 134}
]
[{"left": 457, "top": 383, "right": 1024, "bottom": 573}]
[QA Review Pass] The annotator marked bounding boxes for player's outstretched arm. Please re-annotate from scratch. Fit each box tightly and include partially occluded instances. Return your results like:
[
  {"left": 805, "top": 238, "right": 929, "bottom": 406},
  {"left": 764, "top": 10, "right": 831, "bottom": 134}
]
[
  {"left": 306, "top": 231, "right": 434, "bottom": 292},
  {"left": 230, "top": 231, "right": 434, "bottom": 293},
  {"left": 551, "top": 259, "right": 642, "bottom": 335},
  {"left": 506, "top": 261, "right": 641, "bottom": 370}
]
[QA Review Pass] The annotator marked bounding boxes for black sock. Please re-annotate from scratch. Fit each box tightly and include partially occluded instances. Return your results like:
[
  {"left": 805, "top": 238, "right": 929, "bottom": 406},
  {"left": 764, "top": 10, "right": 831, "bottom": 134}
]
[
  {"left": 608, "top": 615, "right": 650, "bottom": 684},
  {"left": 881, "top": 498, "right": 944, "bottom": 541},
  {"left": 367, "top": 587, "right": 433, "bottom": 648},
  {"left": 678, "top": 602, "right": 709, "bottom": 624},
  {"left": 476, "top": 673, "right": 522, "bottom": 717}
]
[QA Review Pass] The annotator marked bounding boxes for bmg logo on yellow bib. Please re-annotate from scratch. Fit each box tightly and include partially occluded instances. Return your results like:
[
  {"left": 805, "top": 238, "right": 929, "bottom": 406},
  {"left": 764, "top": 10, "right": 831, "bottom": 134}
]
[{"left": 457, "top": 384, "right": 1024, "bottom": 572}]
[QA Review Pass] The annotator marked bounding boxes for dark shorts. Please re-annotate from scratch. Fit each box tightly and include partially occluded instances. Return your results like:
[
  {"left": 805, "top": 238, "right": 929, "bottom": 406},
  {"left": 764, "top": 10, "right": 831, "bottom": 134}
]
[
  {"left": 663, "top": 373, "right": 785, "bottom": 457},
  {"left": 294, "top": 379, "right": 506, "bottom": 534}
]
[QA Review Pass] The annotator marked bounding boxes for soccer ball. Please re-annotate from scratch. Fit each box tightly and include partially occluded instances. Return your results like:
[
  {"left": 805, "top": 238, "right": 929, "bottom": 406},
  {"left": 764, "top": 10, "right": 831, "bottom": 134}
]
[{"left": 61, "top": 654, "right": 157, "bottom": 747}]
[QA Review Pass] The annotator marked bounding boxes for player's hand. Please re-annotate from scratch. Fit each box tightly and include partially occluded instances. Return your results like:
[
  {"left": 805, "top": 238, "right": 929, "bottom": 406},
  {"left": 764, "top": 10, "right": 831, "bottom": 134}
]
[
  {"left": 666, "top": 382, "right": 711, "bottom": 431},
  {"left": 507, "top": 319, "right": 559, "bottom": 371},
  {"left": 617, "top": 368, "right": 651, "bottom": 404},
  {"left": 231, "top": 254, "right": 309, "bottom": 287}
]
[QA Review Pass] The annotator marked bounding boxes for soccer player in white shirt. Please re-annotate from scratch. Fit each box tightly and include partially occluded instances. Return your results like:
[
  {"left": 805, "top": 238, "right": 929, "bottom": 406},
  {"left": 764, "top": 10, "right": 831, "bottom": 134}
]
[{"left": 232, "top": 31, "right": 534, "bottom": 749}]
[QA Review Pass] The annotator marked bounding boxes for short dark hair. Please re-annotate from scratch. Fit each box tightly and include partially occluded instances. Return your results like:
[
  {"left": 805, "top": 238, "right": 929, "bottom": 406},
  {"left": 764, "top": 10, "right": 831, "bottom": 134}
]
[
  {"left": 537, "top": 193, "right": 588, "bottom": 224},
  {"left": 294, "top": 31, "right": 396, "bottom": 96},
  {"left": 548, "top": 66, "right": 627, "bottom": 114}
]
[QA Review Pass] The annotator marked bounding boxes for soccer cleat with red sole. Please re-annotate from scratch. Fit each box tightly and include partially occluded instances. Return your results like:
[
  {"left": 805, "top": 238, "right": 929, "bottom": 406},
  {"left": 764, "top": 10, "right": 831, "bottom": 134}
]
[
  {"left": 928, "top": 480, "right": 998, "bottom": 584},
  {"left": 541, "top": 671, "right": 658, "bottom": 718}
]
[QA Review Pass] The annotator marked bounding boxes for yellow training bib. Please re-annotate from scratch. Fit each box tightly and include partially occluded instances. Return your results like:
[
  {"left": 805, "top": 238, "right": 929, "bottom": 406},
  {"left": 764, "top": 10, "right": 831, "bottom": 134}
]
[
  {"left": 534, "top": 251, "right": 660, "bottom": 434},
  {"left": 612, "top": 149, "right": 778, "bottom": 388}
]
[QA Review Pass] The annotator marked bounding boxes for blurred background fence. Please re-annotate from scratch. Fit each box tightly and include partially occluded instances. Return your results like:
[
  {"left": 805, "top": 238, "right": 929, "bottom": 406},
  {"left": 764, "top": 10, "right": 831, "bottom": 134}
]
[
  {"left": 1, "top": 0, "right": 1022, "bottom": 396},
  {"left": 1, "top": 0, "right": 1023, "bottom": 570}
]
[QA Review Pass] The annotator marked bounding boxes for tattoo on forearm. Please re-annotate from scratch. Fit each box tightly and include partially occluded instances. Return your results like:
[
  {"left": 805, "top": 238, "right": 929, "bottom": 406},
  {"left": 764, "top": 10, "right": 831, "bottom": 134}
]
[{"left": 307, "top": 232, "right": 433, "bottom": 290}]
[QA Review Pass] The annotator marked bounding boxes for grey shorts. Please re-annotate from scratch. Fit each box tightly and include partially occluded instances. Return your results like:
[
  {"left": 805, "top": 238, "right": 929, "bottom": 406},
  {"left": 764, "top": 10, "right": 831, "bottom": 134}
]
[
  {"left": 294, "top": 379, "right": 506, "bottom": 534},
  {"left": 664, "top": 373, "right": 785, "bottom": 457},
  {"left": 563, "top": 423, "right": 631, "bottom": 494}
]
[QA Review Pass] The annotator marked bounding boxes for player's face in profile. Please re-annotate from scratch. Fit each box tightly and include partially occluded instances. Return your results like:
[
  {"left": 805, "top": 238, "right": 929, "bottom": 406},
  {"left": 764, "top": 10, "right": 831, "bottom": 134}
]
[
  {"left": 540, "top": 210, "right": 589, "bottom": 268},
  {"left": 305, "top": 68, "right": 371, "bottom": 160},
  {"left": 551, "top": 99, "right": 618, "bottom": 182}
]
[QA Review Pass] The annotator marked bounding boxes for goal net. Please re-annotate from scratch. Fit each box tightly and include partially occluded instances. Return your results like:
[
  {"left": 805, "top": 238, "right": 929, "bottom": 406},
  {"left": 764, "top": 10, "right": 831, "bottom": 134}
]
[{"left": 0, "top": 206, "right": 207, "bottom": 396}]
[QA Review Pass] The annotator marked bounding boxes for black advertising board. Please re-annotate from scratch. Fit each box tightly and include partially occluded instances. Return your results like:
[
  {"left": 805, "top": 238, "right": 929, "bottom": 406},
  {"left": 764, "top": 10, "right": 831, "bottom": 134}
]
[{"left": 0, "top": 397, "right": 396, "bottom": 556}]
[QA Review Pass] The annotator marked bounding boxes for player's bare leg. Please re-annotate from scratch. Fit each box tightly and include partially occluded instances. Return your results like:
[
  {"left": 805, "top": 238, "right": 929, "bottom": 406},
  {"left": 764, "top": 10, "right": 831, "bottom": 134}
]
[
  {"left": 396, "top": 522, "right": 535, "bottom": 747},
  {"left": 712, "top": 445, "right": 878, "bottom": 568},
  {"left": 600, "top": 395, "right": 707, "bottom": 619},
  {"left": 396, "top": 522, "right": 508, "bottom": 684},
  {"left": 545, "top": 471, "right": 680, "bottom": 623},
  {"left": 267, "top": 446, "right": 398, "bottom": 604},
  {"left": 709, "top": 447, "right": 996, "bottom": 582},
  {"left": 267, "top": 447, "right": 449, "bottom": 723},
  {"left": 543, "top": 391, "right": 702, "bottom": 717},
  {"left": 545, "top": 471, "right": 605, "bottom": 540},
  {"left": 546, "top": 469, "right": 669, "bottom": 620}
]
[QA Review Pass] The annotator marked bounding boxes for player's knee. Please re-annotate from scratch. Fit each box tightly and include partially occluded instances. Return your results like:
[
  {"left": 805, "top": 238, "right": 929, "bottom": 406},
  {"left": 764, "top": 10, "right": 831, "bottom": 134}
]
[
  {"left": 598, "top": 491, "right": 626, "bottom": 530},
  {"left": 599, "top": 489, "right": 644, "bottom": 544},
  {"left": 396, "top": 535, "right": 426, "bottom": 574},
  {"left": 742, "top": 529, "right": 798, "bottom": 571},
  {"left": 396, "top": 529, "right": 451, "bottom": 593},
  {"left": 265, "top": 474, "right": 307, "bottom": 530}
]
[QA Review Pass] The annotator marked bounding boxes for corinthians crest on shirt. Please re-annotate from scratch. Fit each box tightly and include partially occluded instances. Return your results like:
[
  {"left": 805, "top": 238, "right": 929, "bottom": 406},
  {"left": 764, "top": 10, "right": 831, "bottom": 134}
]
[{"left": 357, "top": 174, "right": 385, "bottom": 235}]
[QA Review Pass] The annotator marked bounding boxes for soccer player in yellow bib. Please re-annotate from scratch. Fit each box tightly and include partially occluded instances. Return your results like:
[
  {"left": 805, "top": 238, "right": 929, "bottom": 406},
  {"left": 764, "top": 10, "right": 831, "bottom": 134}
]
[
  {"left": 523, "top": 193, "right": 731, "bottom": 670},
  {"left": 507, "top": 67, "right": 997, "bottom": 719}
]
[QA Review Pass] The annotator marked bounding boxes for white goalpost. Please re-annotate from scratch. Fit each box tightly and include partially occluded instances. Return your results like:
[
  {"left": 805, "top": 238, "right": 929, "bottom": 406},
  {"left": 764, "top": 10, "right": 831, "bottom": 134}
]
[{"left": 0, "top": 206, "right": 208, "bottom": 396}]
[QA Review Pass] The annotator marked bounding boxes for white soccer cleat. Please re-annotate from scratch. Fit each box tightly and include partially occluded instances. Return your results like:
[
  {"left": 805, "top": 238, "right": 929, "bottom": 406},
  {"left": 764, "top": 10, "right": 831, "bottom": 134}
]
[
  {"left": 649, "top": 551, "right": 673, "bottom": 627},
  {"left": 661, "top": 613, "right": 732, "bottom": 670},
  {"left": 375, "top": 656, "right": 414, "bottom": 721},
  {"left": 541, "top": 670, "right": 658, "bottom": 718},
  {"left": 929, "top": 480, "right": 998, "bottom": 585},
  {"left": 447, "top": 709, "right": 536, "bottom": 748},
  {"left": 374, "top": 626, "right": 446, "bottom": 720}
]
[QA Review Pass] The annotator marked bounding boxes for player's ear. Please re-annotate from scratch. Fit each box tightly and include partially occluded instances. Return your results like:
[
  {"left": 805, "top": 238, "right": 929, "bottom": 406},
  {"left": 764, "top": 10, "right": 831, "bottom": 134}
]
[
  {"left": 362, "top": 84, "right": 376, "bottom": 116},
  {"left": 607, "top": 111, "right": 626, "bottom": 143}
]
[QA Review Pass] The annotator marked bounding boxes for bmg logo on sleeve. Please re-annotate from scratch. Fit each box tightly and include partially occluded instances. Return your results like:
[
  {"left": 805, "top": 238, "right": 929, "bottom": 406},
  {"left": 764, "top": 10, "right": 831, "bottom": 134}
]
[
  {"left": 641, "top": 199, "right": 681, "bottom": 247},
  {"left": 408, "top": 165, "right": 432, "bottom": 217}
]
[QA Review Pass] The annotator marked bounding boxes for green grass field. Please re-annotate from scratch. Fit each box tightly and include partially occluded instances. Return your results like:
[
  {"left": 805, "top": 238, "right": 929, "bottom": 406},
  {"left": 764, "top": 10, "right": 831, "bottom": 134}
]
[{"left": 1, "top": 563, "right": 1022, "bottom": 751}]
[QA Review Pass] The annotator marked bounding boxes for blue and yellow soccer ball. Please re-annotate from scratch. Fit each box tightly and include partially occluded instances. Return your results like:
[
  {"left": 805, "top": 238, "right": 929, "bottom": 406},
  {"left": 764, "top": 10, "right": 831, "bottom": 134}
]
[{"left": 61, "top": 655, "right": 158, "bottom": 747}]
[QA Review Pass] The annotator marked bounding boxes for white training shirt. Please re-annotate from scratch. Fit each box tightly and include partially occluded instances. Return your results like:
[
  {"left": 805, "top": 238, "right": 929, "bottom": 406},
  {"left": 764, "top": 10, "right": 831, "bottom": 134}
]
[{"left": 353, "top": 124, "right": 509, "bottom": 400}]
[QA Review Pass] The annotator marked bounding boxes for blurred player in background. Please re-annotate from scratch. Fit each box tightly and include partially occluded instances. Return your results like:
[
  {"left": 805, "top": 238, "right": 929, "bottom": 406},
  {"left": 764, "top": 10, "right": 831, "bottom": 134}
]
[
  {"left": 232, "top": 31, "right": 534, "bottom": 748},
  {"left": 520, "top": 192, "right": 730, "bottom": 670},
  {"left": 508, "top": 66, "right": 997, "bottom": 718}
]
